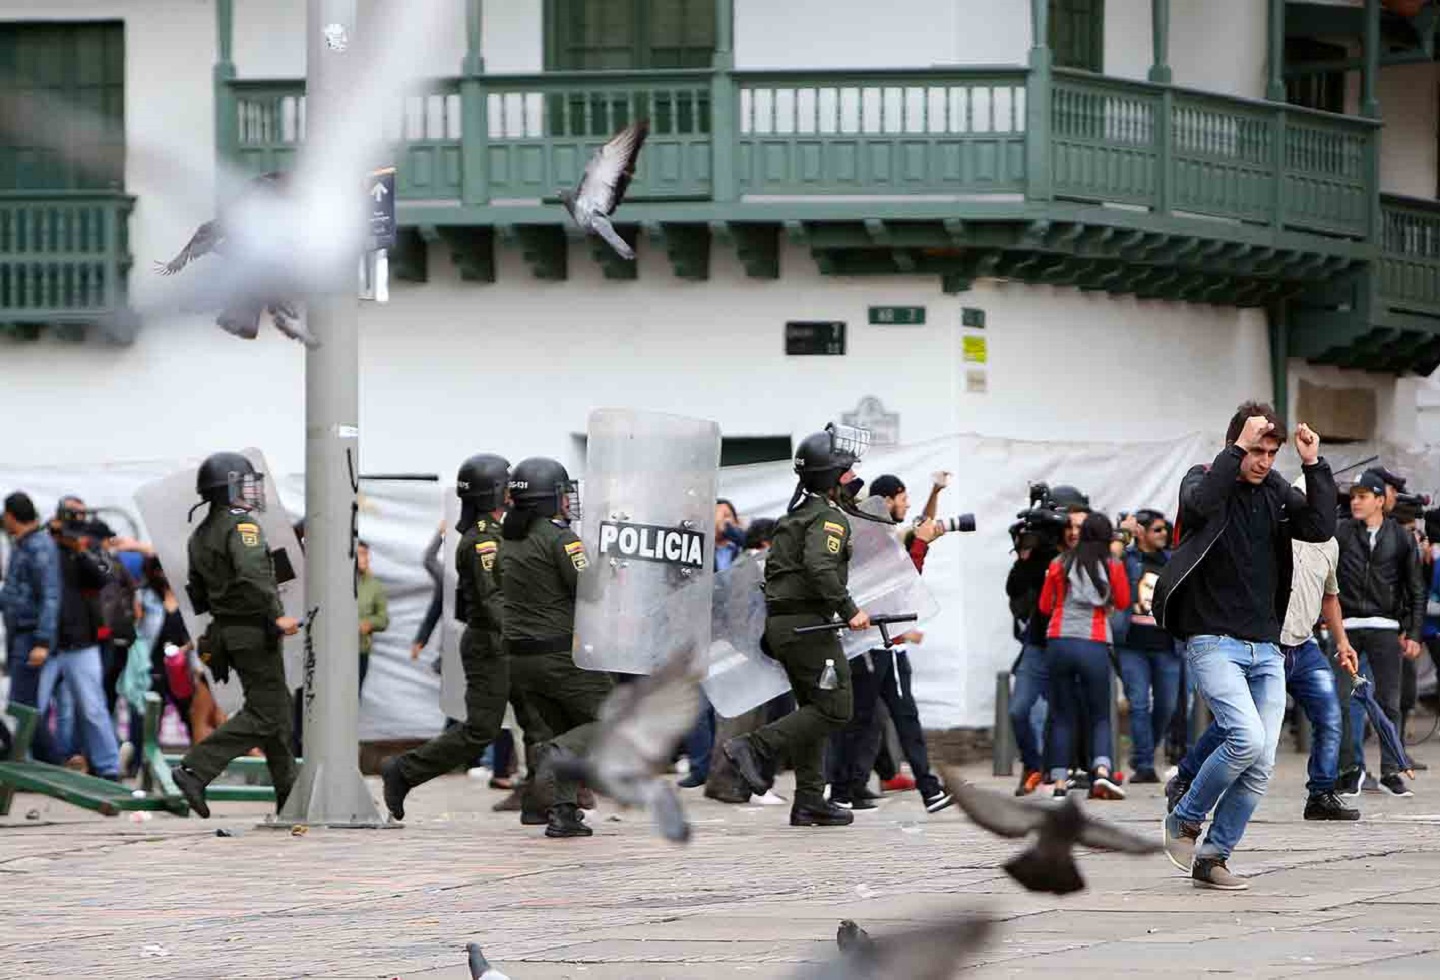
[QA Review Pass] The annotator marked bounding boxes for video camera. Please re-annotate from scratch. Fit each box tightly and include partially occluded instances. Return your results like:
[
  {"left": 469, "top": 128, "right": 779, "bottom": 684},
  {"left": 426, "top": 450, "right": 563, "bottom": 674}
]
[
  {"left": 1008, "top": 481, "right": 1076, "bottom": 551},
  {"left": 1393, "top": 490, "right": 1432, "bottom": 525}
]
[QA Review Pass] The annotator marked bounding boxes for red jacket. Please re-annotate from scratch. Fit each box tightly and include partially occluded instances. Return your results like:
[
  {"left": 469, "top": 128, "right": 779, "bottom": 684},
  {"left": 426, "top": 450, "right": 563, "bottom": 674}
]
[{"left": 1038, "top": 558, "right": 1130, "bottom": 643}]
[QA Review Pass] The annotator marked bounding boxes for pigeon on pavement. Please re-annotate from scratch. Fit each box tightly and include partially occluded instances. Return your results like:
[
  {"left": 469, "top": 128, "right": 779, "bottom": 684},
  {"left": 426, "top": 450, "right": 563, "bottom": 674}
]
[
  {"left": 549, "top": 642, "right": 705, "bottom": 842},
  {"left": 791, "top": 913, "right": 994, "bottom": 979},
  {"left": 559, "top": 119, "right": 648, "bottom": 259},
  {"left": 946, "top": 769, "right": 1162, "bottom": 895}
]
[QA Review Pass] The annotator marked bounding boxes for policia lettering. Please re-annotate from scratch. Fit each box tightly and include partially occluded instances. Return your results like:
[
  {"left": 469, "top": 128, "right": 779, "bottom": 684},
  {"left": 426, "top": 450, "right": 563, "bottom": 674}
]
[
  {"left": 597, "top": 520, "right": 705, "bottom": 569},
  {"left": 722, "top": 424, "right": 873, "bottom": 827},
  {"left": 500, "top": 456, "right": 613, "bottom": 839},
  {"left": 381, "top": 454, "right": 512, "bottom": 822},
  {"left": 171, "top": 452, "right": 298, "bottom": 819}
]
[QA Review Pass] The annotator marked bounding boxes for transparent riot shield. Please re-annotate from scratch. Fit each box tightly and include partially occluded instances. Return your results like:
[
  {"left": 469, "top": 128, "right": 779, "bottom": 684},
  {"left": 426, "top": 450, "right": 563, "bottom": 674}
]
[
  {"left": 703, "top": 553, "right": 792, "bottom": 718},
  {"left": 574, "top": 409, "right": 721, "bottom": 674},
  {"left": 133, "top": 448, "right": 306, "bottom": 715},
  {"left": 839, "top": 517, "right": 940, "bottom": 659},
  {"left": 437, "top": 490, "right": 467, "bottom": 720}
]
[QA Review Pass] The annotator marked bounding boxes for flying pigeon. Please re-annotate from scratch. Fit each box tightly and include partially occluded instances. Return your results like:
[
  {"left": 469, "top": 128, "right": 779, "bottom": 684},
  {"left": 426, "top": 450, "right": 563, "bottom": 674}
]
[
  {"left": 559, "top": 119, "right": 648, "bottom": 259},
  {"left": 945, "top": 770, "right": 1162, "bottom": 895},
  {"left": 549, "top": 643, "right": 704, "bottom": 843},
  {"left": 836, "top": 920, "right": 874, "bottom": 955},
  {"left": 466, "top": 942, "right": 511, "bottom": 980},
  {"left": 791, "top": 914, "right": 995, "bottom": 979}
]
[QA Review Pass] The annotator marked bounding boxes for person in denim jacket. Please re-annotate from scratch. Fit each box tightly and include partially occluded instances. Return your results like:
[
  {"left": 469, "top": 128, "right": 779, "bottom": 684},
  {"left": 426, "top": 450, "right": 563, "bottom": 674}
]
[{"left": 1, "top": 491, "right": 62, "bottom": 711}]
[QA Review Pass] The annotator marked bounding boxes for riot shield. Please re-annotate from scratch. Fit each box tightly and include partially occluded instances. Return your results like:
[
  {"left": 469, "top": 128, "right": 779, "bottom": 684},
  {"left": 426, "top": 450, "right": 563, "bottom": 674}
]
[
  {"left": 437, "top": 490, "right": 467, "bottom": 720},
  {"left": 703, "top": 553, "right": 792, "bottom": 718},
  {"left": 573, "top": 409, "right": 721, "bottom": 674},
  {"left": 840, "top": 517, "right": 940, "bottom": 659},
  {"left": 133, "top": 448, "right": 307, "bottom": 715}
]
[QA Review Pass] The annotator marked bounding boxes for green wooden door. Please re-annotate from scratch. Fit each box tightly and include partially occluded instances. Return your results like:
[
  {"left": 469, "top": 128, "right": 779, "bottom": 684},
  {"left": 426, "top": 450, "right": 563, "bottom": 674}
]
[
  {"left": 1050, "top": 0, "right": 1104, "bottom": 73},
  {"left": 0, "top": 21, "right": 125, "bottom": 190}
]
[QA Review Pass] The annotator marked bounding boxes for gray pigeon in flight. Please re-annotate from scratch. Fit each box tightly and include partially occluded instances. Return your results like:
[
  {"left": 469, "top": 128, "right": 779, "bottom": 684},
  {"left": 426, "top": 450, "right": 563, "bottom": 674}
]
[
  {"left": 791, "top": 914, "right": 995, "bottom": 979},
  {"left": 466, "top": 941, "right": 511, "bottom": 980},
  {"left": 549, "top": 642, "right": 704, "bottom": 843},
  {"left": 559, "top": 119, "right": 648, "bottom": 259},
  {"left": 946, "top": 770, "right": 1162, "bottom": 895}
]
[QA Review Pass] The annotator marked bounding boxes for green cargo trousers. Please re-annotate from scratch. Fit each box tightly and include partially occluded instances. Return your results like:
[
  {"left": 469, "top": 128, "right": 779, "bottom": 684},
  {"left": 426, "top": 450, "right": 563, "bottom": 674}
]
[
  {"left": 397, "top": 626, "right": 508, "bottom": 787},
  {"left": 509, "top": 651, "right": 612, "bottom": 807},
  {"left": 748, "top": 613, "right": 853, "bottom": 804},
  {"left": 182, "top": 623, "right": 297, "bottom": 803}
]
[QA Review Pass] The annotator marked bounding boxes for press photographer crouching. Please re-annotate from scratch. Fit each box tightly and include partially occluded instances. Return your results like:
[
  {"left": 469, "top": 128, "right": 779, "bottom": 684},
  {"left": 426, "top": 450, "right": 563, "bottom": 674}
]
[
  {"left": 827, "top": 472, "right": 972, "bottom": 813},
  {"left": 1005, "top": 483, "right": 1090, "bottom": 796}
]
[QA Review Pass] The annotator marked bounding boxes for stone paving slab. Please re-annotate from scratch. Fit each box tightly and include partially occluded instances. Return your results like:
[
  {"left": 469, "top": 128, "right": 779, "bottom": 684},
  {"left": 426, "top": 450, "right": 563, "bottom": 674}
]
[{"left": 3, "top": 741, "right": 1440, "bottom": 979}]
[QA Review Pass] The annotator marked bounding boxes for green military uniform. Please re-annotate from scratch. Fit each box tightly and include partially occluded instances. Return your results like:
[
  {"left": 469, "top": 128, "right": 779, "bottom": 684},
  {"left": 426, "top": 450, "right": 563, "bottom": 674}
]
[
  {"left": 499, "top": 515, "right": 612, "bottom": 809},
  {"left": 181, "top": 505, "right": 297, "bottom": 803},
  {"left": 749, "top": 494, "right": 858, "bottom": 805},
  {"left": 395, "top": 516, "right": 511, "bottom": 787}
]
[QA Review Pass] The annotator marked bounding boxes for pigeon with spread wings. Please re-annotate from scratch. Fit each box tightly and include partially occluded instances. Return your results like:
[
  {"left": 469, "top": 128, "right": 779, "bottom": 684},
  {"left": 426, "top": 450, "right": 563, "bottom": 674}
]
[
  {"left": 549, "top": 643, "right": 704, "bottom": 843},
  {"left": 560, "top": 119, "right": 649, "bottom": 259},
  {"left": 946, "top": 771, "right": 1162, "bottom": 895},
  {"left": 789, "top": 914, "right": 995, "bottom": 979}
]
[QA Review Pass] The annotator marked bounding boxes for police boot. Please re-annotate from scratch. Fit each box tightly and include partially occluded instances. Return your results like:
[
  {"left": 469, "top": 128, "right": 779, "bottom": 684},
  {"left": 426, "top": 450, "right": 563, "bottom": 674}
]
[
  {"left": 173, "top": 765, "right": 211, "bottom": 819},
  {"left": 790, "top": 795, "right": 854, "bottom": 827},
  {"left": 380, "top": 757, "right": 409, "bottom": 822},
  {"left": 722, "top": 736, "right": 775, "bottom": 797},
  {"left": 544, "top": 802, "right": 593, "bottom": 838}
]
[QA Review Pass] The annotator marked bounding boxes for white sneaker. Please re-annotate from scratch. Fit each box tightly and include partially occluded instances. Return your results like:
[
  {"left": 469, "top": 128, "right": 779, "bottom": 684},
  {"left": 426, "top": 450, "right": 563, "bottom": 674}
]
[{"left": 751, "top": 790, "right": 788, "bottom": 806}]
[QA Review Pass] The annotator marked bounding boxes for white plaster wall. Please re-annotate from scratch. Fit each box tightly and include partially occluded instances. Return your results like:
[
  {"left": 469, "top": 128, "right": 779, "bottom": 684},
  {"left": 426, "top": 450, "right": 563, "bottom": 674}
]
[
  {"left": 1377, "top": 61, "right": 1438, "bottom": 199},
  {"left": 1105, "top": 0, "right": 1268, "bottom": 98},
  {"left": 734, "top": 0, "right": 1027, "bottom": 70},
  {"left": 1, "top": 234, "right": 1277, "bottom": 477},
  {"left": 1289, "top": 360, "right": 1421, "bottom": 446}
]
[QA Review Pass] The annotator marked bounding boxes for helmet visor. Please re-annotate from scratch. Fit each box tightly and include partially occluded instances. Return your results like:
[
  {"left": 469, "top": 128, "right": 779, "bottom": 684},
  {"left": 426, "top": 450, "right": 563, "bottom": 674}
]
[
  {"left": 228, "top": 470, "right": 267, "bottom": 512},
  {"left": 562, "top": 480, "right": 582, "bottom": 525},
  {"left": 828, "top": 423, "right": 871, "bottom": 463}
]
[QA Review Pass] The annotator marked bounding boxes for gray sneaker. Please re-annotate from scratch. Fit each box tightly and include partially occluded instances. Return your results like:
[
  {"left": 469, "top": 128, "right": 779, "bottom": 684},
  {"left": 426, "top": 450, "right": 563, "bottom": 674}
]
[
  {"left": 1192, "top": 857, "right": 1248, "bottom": 890},
  {"left": 1163, "top": 812, "right": 1201, "bottom": 872}
]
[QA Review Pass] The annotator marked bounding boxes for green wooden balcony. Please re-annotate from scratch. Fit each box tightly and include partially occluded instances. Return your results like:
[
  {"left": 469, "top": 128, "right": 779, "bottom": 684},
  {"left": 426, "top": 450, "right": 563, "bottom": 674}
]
[{"left": 0, "top": 191, "right": 136, "bottom": 342}]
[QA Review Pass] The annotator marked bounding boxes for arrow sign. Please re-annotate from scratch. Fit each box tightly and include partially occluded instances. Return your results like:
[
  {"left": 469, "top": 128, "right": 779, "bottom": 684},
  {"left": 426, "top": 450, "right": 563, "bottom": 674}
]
[{"left": 367, "top": 166, "right": 397, "bottom": 250}]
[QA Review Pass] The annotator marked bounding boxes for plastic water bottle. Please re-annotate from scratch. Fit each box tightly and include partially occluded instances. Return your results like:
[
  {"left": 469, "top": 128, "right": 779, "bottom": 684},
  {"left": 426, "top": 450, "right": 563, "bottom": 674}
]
[{"left": 819, "top": 659, "right": 839, "bottom": 691}]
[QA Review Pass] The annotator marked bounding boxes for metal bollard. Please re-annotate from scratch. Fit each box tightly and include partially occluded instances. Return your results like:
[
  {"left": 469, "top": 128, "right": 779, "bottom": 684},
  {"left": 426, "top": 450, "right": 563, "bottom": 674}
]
[{"left": 993, "top": 671, "right": 1017, "bottom": 776}]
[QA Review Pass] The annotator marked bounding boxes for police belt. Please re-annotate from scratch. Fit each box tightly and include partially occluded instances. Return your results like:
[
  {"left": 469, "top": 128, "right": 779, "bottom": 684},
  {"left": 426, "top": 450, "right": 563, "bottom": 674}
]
[
  {"left": 765, "top": 599, "right": 836, "bottom": 618},
  {"left": 211, "top": 613, "right": 273, "bottom": 628},
  {"left": 503, "top": 634, "right": 573, "bottom": 656}
]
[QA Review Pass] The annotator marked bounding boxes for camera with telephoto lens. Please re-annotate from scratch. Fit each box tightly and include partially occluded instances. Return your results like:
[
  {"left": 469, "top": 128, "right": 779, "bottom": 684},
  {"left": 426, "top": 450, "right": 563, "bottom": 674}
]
[
  {"left": 919, "top": 514, "right": 976, "bottom": 533},
  {"left": 1393, "top": 490, "right": 1432, "bottom": 525},
  {"left": 1008, "top": 481, "right": 1072, "bottom": 550}
]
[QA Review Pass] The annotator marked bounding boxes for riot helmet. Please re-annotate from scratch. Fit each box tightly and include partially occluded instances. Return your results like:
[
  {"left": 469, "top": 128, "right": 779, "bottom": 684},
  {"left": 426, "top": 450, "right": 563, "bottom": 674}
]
[
  {"left": 196, "top": 451, "right": 266, "bottom": 512},
  {"left": 1049, "top": 484, "right": 1090, "bottom": 512},
  {"left": 794, "top": 423, "right": 869, "bottom": 494},
  {"left": 507, "top": 457, "right": 580, "bottom": 519},
  {"left": 456, "top": 454, "right": 510, "bottom": 512}
]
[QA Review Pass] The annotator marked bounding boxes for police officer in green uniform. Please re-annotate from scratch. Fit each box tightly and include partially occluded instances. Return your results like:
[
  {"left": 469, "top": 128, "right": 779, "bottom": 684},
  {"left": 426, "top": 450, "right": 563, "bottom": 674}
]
[
  {"left": 172, "top": 452, "right": 299, "bottom": 819},
  {"left": 723, "top": 426, "right": 872, "bottom": 827},
  {"left": 498, "top": 457, "right": 612, "bottom": 838},
  {"left": 379, "top": 454, "right": 511, "bottom": 821}
]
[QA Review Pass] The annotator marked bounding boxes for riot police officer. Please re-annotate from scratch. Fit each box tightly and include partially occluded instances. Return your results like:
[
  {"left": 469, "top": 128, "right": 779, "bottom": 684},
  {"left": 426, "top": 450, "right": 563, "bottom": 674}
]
[
  {"left": 498, "top": 457, "right": 612, "bottom": 838},
  {"left": 723, "top": 425, "right": 872, "bottom": 826},
  {"left": 380, "top": 454, "right": 511, "bottom": 821},
  {"left": 172, "top": 452, "right": 299, "bottom": 818}
]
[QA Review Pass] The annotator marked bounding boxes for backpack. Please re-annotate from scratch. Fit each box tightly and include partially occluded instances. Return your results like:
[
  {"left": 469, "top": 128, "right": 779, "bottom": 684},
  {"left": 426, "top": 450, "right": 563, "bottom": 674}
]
[{"left": 98, "top": 555, "right": 138, "bottom": 648}]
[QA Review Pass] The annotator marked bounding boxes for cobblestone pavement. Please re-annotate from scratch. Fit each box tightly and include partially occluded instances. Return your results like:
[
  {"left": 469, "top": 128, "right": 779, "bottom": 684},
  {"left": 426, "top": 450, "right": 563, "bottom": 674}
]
[{"left": 3, "top": 740, "right": 1440, "bottom": 979}]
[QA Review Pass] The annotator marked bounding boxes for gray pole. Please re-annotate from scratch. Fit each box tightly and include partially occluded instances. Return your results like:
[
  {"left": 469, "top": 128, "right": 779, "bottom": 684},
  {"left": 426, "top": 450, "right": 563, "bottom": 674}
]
[{"left": 275, "top": 0, "right": 382, "bottom": 828}]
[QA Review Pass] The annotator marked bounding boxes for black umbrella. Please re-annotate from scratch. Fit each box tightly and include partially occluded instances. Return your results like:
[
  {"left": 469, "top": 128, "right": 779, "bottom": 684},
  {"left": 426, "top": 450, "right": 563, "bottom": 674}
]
[{"left": 1349, "top": 670, "right": 1415, "bottom": 778}]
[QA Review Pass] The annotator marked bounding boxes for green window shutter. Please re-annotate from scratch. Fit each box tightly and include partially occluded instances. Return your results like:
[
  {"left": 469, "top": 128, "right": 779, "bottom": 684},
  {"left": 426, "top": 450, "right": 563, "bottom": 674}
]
[
  {"left": 0, "top": 21, "right": 125, "bottom": 191},
  {"left": 547, "top": 0, "right": 715, "bottom": 70},
  {"left": 1049, "top": 0, "right": 1104, "bottom": 73}
]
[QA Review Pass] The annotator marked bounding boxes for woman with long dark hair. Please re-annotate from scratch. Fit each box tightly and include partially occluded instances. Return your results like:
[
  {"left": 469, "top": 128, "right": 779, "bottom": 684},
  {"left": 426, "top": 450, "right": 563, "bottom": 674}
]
[{"left": 1038, "top": 512, "right": 1131, "bottom": 799}]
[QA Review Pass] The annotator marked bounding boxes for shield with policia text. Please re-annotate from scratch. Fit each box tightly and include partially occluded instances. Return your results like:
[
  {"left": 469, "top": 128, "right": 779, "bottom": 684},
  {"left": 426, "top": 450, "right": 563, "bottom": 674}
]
[
  {"left": 133, "top": 448, "right": 307, "bottom": 715},
  {"left": 573, "top": 409, "right": 721, "bottom": 675}
]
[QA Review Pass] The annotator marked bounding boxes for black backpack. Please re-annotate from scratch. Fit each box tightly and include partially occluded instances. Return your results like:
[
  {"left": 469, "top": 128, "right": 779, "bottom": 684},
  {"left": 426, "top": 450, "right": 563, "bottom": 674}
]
[{"left": 98, "top": 556, "right": 138, "bottom": 648}]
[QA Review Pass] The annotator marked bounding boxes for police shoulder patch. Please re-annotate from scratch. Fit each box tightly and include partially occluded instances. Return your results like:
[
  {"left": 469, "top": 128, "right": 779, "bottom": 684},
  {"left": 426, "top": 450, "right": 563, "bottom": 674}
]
[
  {"left": 826, "top": 535, "right": 842, "bottom": 554},
  {"left": 477, "top": 540, "right": 498, "bottom": 554},
  {"left": 822, "top": 520, "right": 847, "bottom": 536},
  {"left": 476, "top": 519, "right": 488, "bottom": 531},
  {"left": 563, "top": 539, "right": 588, "bottom": 570},
  {"left": 236, "top": 522, "right": 262, "bottom": 548}
]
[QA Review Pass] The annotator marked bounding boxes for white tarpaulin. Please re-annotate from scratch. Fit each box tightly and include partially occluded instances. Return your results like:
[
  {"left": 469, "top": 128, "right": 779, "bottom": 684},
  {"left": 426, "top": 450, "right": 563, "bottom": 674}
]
[{"left": 9, "top": 428, "right": 1409, "bottom": 733}]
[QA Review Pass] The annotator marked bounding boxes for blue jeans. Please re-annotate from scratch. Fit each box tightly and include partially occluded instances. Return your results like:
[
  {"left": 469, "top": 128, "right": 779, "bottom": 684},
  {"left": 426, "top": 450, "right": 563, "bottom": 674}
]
[
  {"left": 682, "top": 690, "right": 715, "bottom": 781},
  {"left": 1174, "top": 635, "right": 1286, "bottom": 861},
  {"left": 1044, "top": 637, "right": 1114, "bottom": 784},
  {"left": 1179, "top": 639, "right": 1340, "bottom": 796},
  {"left": 35, "top": 645, "right": 121, "bottom": 777},
  {"left": 1117, "top": 644, "right": 1182, "bottom": 772},
  {"left": 1009, "top": 643, "right": 1050, "bottom": 774}
]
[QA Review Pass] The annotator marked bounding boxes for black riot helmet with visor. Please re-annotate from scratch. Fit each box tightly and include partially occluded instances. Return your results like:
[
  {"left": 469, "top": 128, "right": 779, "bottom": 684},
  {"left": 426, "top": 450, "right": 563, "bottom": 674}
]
[
  {"left": 195, "top": 451, "right": 266, "bottom": 513},
  {"left": 457, "top": 454, "right": 510, "bottom": 511},
  {"left": 789, "top": 422, "right": 870, "bottom": 510},
  {"left": 507, "top": 456, "right": 581, "bottom": 521}
]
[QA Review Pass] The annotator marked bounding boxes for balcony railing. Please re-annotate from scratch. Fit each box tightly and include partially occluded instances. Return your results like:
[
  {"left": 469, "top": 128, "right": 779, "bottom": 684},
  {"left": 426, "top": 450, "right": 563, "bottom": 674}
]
[
  {"left": 1379, "top": 194, "right": 1440, "bottom": 314},
  {"left": 223, "top": 65, "right": 1378, "bottom": 240},
  {"left": 0, "top": 191, "right": 134, "bottom": 325}
]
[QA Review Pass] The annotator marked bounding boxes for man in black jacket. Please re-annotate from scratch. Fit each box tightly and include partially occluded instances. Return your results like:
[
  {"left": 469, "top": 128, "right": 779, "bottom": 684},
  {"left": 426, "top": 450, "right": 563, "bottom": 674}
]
[
  {"left": 1156, "top": 402, "right": 1336, "bottom": 890},
  {"left": 1334, "top": 469, "right": 1425, "bottom": 798}
]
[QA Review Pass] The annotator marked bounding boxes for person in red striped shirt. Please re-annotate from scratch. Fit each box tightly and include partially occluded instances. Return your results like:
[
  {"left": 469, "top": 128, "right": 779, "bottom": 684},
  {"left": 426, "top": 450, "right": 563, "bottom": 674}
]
[{"left": 1038, "top": 513, "right": 1131, "bottom": 800}]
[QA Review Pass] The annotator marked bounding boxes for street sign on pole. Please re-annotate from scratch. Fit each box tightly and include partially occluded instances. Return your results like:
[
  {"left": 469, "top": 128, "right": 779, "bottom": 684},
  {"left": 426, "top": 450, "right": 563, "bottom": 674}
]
[{"left": 274, "top": 0, "right": 384, "bottom": 828}]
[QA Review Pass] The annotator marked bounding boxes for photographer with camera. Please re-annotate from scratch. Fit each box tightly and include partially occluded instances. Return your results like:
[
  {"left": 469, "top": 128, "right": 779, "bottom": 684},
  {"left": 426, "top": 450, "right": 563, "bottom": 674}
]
[
  {"left": 1113, "top": 509, "right": 1180, "bottom": 784},
  {"left": 31, "top": 496, "right": 122, "bottom": 778},
  {"left": 1005, "top": 483, "right": 1090, "bottom": 796},
  {"left": 828, "top": 472, "right": 967, "bottom": 814}
]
